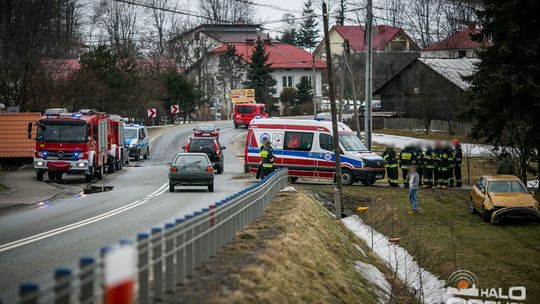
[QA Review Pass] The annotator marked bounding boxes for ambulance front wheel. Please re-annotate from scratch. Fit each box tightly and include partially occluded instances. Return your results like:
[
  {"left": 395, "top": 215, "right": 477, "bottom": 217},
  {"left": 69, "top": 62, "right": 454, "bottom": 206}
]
[{"left": 341, "top": 168, "right": 355, "bottom": 186}]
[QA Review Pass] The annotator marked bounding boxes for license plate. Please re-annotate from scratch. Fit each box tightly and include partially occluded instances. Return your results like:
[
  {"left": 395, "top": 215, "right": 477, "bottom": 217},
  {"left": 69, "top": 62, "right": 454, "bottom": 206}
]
[{"left": 376, "top": 174, "right": 383, "bottom": 178}]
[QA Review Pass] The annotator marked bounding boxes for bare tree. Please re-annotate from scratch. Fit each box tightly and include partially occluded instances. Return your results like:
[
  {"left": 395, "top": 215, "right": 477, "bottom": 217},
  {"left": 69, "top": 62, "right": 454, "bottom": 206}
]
[
  {"left": 198, "top": 0, "right": 255, "bottom": 23},
  {"left": 97, "top": 0, "right": 139, "bottom": 54},
  {"left": 383, "top": 0, "right": 406, "bottom": 28}
]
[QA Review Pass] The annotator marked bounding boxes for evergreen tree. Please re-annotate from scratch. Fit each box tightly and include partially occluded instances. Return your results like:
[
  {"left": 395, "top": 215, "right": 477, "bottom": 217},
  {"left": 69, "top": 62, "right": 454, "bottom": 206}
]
[
  {"left": 280, "top": 88, "right": 296, "bottom": 116},
  {"left": 280, "top": 28, "right": 297, "bottom": 45},
  {"left": 464, "top": 0, "right": 540, "bottom": 181},
  {"left": 296, "top": 0, "right": 319, "bottom": 51},
  {"left": 295, "top": 76, "right": 313, "bottom": 104},
  {"left": 244, "top": 38, "right": 277, "bottom": 108},
  {"left": 163, "top": 70, "right": 201, "bottom": 123}
]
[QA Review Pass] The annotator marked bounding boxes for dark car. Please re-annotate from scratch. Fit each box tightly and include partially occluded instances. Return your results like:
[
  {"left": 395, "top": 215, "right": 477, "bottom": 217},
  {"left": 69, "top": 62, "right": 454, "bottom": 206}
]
[
  {"left": 193, "top": 124, "right": 219, "bottom": 139},
  {"left": 185, "top": 137, "right": 225, "bottom": 174},
  {"left": 168, "top": 153, "right": 214, "bottom": 192}
]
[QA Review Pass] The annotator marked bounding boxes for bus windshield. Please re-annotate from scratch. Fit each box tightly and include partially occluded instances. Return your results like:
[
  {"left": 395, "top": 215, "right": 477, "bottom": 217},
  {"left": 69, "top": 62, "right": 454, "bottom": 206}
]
[
  {"left": 37, "top": 121, "right": 87, "bottom": 143},
  {"left": 339, "top": 134, "right": 368, "bottom": 152}
]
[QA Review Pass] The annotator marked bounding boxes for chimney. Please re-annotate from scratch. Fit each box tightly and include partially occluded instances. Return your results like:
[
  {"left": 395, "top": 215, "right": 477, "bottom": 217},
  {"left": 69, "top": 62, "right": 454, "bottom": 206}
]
[
  {"left": 245, "top": 38, "right": 255, "bottom": 45},
  {"left": 467, "top": 22, "right": 477, "bottom": 31}
]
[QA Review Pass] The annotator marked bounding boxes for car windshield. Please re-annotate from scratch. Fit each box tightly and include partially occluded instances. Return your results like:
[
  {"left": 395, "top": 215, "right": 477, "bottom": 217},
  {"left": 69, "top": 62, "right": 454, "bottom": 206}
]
[
  {"left": 197, "top": 125, "right": 215, "bottom": 132},
  {"left": 236, "top": 105, "right": 253, "bottom": 114},
  {"left": 125, "top": 128, "right": 138, "bottom": 139},
  {"left": 37, "top": 122, "right": 87, "bottom": 143},
  {"left": 488, "top": 181, "right": 528, "bottom": 193},
  {"left": 339, "top": 134, "right": 368, "bottom": 152},
  {"left": 174, "top": 155, "right": 209, "bottom": 166}
]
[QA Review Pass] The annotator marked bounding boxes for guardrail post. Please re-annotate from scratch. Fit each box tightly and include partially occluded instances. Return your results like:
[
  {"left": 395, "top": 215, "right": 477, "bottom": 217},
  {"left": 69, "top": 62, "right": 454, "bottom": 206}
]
[
  {"left": 201, "top": 208, "right": 210, "bottom": 262},
  {"left": 175, "top": 218, "right": 186, "bottom": 285},
  {"left": 19, "top": 283, "right": 39, "bottom": 304},
  {"left": 79, "top": 256, "right": 95, "bottom": 304},
  {"left": 137, "top": 233, "right": 150, "bottom": 304},
  {"left": 164, "top": 222, "right": 175, "bottom": 296},
  {"left": 193, "top": 211, "right": 202, "bottom": 269},
  {"left": 208, "top": 205, "right": 216, "bottom": 257},
  {"left": 184, "top": 214, "right": 194, "bottom": 278},
  {"left": 151, "top": 227, "right": 164, "bottom": 302},
  {"left": 54, "top": 268, "right": 72, "bottom": 304}
]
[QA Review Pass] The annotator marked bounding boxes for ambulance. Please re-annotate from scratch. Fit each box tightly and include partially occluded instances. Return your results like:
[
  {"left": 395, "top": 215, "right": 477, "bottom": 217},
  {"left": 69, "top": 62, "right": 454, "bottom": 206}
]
[{"left": 244, "top": 118, "right": 385, "bottom": 185}]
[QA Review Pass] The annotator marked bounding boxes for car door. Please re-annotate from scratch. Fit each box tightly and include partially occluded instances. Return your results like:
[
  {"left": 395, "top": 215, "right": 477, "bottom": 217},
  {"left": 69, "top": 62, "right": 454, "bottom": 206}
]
[
  {"left": 316, "top": 132, "right": 335, "bottom": 178},
  {"left": 471, "top": 177, "right": 486, "bottom": 211}
]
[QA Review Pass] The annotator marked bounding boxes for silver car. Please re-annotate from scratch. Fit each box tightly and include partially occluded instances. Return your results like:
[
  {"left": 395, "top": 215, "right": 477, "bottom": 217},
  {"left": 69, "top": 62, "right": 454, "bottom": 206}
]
[{"left": 168, "top": 153, "right": 215, "bottom": 192}]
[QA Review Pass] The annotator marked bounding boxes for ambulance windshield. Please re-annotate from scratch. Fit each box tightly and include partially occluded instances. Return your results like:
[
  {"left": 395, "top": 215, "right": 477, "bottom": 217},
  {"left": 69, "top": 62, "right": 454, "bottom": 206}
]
[{"left": 339, "top": 134, "right": 368, "bottom": 152}]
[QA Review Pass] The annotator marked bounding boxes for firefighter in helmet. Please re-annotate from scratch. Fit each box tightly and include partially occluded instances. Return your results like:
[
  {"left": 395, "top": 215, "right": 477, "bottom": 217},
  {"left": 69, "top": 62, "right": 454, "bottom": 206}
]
[{"left": 382, "top": 144, "right": 399, "bottom": 187}]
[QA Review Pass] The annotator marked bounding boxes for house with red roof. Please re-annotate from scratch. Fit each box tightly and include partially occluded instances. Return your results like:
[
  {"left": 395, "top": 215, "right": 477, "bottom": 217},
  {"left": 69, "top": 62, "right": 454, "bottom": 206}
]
[
  {"left": 314, "top": 25, "right": 420, "bottom": 57},
  {"left": 421, "top": 23, "right": 491, "bottom": 59}
]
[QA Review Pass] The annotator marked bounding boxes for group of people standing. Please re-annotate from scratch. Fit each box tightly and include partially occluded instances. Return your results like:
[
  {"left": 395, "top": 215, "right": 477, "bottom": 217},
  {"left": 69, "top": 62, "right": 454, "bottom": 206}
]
[{"left": 382, "top": 139, "right": 463, "bottom": 189}]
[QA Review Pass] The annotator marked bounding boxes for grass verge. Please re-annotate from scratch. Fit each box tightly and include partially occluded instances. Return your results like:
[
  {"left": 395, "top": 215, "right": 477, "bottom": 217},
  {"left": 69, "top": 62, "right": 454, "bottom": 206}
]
[
  {"left": 177, "top": 189, "right": 415, "bottom": 303},
  {"left": 300, "top": 184, "right": 540, "bottom": 303}
]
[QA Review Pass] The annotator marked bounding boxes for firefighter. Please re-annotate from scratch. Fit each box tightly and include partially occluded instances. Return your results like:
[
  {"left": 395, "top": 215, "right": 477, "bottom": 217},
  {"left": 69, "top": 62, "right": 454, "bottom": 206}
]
[
  {"left": 413, "top": 143, "right": 424, "bottom": 183},
  {"left": 437, "top": 142, "right": 452, "bottom": 189},
  {"left": 433, "top": 140, "right": 443, "bottom": 188},
  {"left": 382, "top": 145, "right": 399, "bottom": 187},
  {"left": 399, "top": 145, "right": 416, "bottom": 188},
  {"left": 259, "top": 139, "right": 275, "bottom": 179},
  {"left": 451, "top": 139, "right": 463, "bottom": 187},
  {"left": 421, "top": 145, "right": 435, "bottom": 188}
]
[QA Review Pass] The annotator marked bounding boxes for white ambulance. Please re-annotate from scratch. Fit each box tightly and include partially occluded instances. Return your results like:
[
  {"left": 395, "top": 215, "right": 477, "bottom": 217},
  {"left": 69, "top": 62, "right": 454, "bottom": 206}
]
[{"left": 244, "top": 118, "right": 385, "bottom": 185}]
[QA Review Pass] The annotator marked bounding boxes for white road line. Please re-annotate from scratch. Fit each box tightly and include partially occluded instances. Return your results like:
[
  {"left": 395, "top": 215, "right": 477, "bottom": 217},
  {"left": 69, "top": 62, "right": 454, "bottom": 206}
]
[
  {"left": 147, "top": 183, "right": 168, "bottom": 197},
  {"left": 0, "top": 183, "right": 167, "bottom": 253}
]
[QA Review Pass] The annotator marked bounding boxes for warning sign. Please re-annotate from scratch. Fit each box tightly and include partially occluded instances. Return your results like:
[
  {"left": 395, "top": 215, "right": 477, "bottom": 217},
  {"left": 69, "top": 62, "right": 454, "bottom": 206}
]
[
  {"left": 231, "top": 89, "right": 255, "bottom": 103},
  {"left": 272, "top": 133, "right": 283, "bottom": 149}
]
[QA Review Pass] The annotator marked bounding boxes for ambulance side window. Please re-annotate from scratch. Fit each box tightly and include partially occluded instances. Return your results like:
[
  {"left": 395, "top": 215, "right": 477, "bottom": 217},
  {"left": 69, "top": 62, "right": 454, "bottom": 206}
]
[
  {"left": 319, "top": 133, "right": 333, "bottom": 151},
  {"left": 284, "top": 131, "right": 313, "bottom": 152}
]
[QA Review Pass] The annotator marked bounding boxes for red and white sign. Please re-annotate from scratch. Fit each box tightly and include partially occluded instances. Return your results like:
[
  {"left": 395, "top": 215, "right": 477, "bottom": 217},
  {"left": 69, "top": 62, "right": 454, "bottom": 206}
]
[
  {"left": 104, "top": 245, "right": 136, "bottom": 304},
  {"left": 147, "top": 108, "right": 156, "bottom": 118},
  {"left": 170, "top": 104, "right": 179, "bottom": 114}
]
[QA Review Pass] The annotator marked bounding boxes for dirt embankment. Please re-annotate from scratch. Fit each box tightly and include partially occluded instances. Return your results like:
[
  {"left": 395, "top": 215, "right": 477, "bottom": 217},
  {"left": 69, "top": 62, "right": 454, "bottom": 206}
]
[{"left": 177, "top": 188, "right": 414, "bottom": 304}]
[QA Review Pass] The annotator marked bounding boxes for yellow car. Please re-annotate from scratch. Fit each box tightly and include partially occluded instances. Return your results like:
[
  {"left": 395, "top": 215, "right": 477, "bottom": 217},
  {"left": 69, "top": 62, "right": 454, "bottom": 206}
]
[{"left": 470, "top": 175, "right": 540, "bottom": 224}]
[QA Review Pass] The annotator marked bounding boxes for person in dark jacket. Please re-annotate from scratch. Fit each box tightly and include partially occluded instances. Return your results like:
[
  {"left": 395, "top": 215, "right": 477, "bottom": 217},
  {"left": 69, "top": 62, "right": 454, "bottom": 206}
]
[
  {"left": 421, "top": 145, "right": 435, "bottom": 188},
  {"left": 382, "top": 145, "right": 399, "bottom": 187},
  {"left": 399, "top": 145, "right": 416, "bottom": 188},
  {"left": 437, "top": 142, "right": 452, "bottom": 189},
  {"left": 259, "top": 139, "right": 275, "bottom": 179},
  {"left": 451, "top": 139, "right": 463, "bottom": 187}
]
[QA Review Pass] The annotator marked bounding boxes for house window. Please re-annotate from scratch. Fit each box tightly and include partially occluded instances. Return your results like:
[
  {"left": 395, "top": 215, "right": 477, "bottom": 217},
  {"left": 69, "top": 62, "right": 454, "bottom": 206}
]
[
  {"left": 282, "top": 76, "right": 293, "bottom": 87},
  {"left": 389, "top": 40, "right": 407, "bottom": 51},
  {"left": 458, "top": 50, "right": 467, "bottom": 58}
]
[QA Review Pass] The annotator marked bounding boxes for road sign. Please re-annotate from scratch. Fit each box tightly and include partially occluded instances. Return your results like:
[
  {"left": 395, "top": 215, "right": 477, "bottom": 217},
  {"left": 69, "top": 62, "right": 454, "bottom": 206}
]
[
  {"left": 170, "top": 104, "right": 179, "bottom": 114},
  {"left": 230, "top": 89, "right": 255, "bottom": 103},
  {"left": 147, "top": 108, "right": 156, "bottom": 118},
  {"left": 104, "top": 245, "right": 136, "bottom": 304}
]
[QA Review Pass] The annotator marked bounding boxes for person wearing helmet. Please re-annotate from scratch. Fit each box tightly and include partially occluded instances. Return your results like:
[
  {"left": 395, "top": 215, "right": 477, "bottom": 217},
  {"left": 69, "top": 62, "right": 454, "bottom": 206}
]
[
  {"left": 399, "top": 145, "right": 416, "bottom": 188},
  {"left": 421, "top": 144, "right": 435, "bottom": 188},
  {"left": 382, "top": 144, "right": 399, "bottom": 187},
  {"left": 259, "top": 139, "right": 275, "bottom": 179},
  {"left": 451, "top": 138, "right": 463, "bottom": 187}
]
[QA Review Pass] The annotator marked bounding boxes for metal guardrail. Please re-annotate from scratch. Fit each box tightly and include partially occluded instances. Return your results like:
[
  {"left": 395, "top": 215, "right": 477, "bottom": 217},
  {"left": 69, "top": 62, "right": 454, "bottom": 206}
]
[{"left": 3, "top": 169, "right": 289, "bottom": 304}]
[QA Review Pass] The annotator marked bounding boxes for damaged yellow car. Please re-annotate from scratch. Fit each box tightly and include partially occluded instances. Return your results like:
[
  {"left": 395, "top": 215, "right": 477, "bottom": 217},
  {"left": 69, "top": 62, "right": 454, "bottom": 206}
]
[{"left": 470, "top": 175, "right": 540, "bottom": 224}]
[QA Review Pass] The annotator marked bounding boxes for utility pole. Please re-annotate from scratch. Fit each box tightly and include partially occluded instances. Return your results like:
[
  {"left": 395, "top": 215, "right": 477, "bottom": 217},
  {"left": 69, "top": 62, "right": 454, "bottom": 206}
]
[
  {"left": 323, "top": 1, "right": 342, "bottom": 219},
  {"left": 344, "top": 39, "right": 361, "bottom": 138},
  {"left": 338, "top": 47, "right": 344, "bottom": 122},
  {"left": 364, "top": 0, "right": 373, "bottom": 150},
  {"left": 312, "top": 55, "right": 317, "bottom": 117}
]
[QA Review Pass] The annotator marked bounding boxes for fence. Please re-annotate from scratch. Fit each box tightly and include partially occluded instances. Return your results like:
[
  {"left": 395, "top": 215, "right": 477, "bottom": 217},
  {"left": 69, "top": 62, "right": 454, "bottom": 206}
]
[
  {"left": 344, "top": 117, "right": 471, "bottom": 135},
  {"left": 5, "top": 169, "right": 289, "bottom": 304}
]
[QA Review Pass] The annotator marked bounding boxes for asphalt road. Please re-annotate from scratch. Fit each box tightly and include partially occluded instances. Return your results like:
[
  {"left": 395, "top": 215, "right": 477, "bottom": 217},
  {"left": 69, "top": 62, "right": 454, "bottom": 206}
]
[{"left": 0, "top": 122, "right": 249, "bottom": 299}]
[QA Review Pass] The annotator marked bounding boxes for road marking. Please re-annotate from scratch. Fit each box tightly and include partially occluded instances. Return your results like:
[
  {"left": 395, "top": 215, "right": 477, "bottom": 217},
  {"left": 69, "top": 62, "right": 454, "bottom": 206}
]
[{"left": 0, "top": 183, "right": 167, "bottom": 253}]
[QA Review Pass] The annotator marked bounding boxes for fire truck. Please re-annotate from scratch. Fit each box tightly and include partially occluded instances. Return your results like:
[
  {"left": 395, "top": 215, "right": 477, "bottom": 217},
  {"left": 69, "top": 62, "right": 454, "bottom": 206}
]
[{"left": 29, "top": 109, "right": 125, "bottom": 183}]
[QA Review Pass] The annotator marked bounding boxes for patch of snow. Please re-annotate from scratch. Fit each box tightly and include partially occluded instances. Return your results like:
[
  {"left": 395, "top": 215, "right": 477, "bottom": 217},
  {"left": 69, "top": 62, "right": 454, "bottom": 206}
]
[
  {"left": 279, "top": 186, "right": 297, "bottom": 192},
  {"left": 354, "top": 244, "right": 367, "bottom": 257},
  {"left": 355, "top": 261, "right": 391, "bottom": 303},
  {"left": 527, "top": 180, "right": 539, "bottom": 189},
  {"left": 343, "top": 216, "right": 449, "bottom": 304}
]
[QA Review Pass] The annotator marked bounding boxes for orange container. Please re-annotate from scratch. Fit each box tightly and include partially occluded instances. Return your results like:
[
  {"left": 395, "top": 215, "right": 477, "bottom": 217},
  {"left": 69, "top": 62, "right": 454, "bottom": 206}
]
[{"left": 0, "top": 113, "right": 41, "bottom": 158}]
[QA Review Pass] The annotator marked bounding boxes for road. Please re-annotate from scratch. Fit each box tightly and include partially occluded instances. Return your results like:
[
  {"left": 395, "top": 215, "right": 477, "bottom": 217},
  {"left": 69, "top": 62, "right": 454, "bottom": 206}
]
[{"left": 0, "top": 122, "right": 250, "bottom": 299}]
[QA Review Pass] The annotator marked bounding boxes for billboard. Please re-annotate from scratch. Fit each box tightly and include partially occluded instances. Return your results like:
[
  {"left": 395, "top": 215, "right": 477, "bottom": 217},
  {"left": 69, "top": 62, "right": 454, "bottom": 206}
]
[{"left": 230, "top": 89, "right": 255, "bottom": 103}]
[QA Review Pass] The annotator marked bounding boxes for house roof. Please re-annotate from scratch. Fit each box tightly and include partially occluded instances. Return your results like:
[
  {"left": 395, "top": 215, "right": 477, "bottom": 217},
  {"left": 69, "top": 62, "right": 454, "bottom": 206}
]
[
  {"left": 204, "top": 31, "right": 274, "bottom": 43},
  {"left": 212, "top": 42, "right": 327, "bottom": 69},
  {"left": 332, "top": 25, "right": 420, "bottom": 52},
  {"left": 419, "top": 58, "right": 479, "bottom": 90},
  {"left": 423, "top": 24, "right": 491, "bottom": 51}
]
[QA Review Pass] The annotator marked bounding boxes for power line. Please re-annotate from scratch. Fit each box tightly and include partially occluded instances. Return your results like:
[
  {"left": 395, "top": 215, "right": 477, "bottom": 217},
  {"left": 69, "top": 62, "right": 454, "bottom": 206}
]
[{"left": 231, "top": 0, "right": 302, "bottom": 14}]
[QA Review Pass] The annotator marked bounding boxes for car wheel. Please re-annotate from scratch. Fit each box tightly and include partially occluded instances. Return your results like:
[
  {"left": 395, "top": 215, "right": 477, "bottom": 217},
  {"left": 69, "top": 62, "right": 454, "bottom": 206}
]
[
  {"left": 341, "top": 168, "right": 355, "bottom": 186},
  {"left": 135, "top": 150, "right": 140, "bottom": 161},
  {"left": 48, "top": 171, "right": 57, "bottom": 180},
  {"left": 217, "top": 165, "right": 223, "bottom": 174},
  {"left": 95, "top": 164, "right": 104, "bottom": 180},
  {"left": 208, "top": 182, "right": 214, "bottom": 192},
  {"left": 108, "top": 157, "right": 116, "bottom": 173},
  {"left": 143, "top": 147, "right": 149, "bottom": 159},
  {"left": 289, "top": 176, "right": 299, "bottom": 183},
  {"left": 234, "top": 124, "right": 238, "bottom": 129},
  {"left": 36, "top": 171, "right": 44, "bottom": 181},
  {"left": 482, "top": 207, "right": 492, "bottom": 223},
  {"left": 116, "top": 154, "right": 122, "bottom": 171},
  {"left": 169, "top": 181, "right": 174, "bottom": 192},
  {"left": 244, "top": 164, "right": 249, "bottom": 173},
  {"left": 85, "top": 173, "right": 93, "bottom": 183}
]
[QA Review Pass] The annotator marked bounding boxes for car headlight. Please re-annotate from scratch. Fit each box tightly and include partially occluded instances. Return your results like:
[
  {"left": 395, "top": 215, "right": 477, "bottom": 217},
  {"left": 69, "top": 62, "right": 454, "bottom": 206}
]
[
  {"left": 36, "top": 161, "right": 44, "bottom": 166},
  {"left": 77, "top": 162, "right": 86, "bottom": 167}
]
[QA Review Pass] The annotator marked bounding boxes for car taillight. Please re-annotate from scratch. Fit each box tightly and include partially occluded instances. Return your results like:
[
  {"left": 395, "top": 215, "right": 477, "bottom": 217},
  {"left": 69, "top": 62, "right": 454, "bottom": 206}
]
[
  {"left": 184, "top": 143, "right": 189, "bottom": 151},
  {"left": 214, "top": 142, "right": 220, "bottom": 155},
  {"left": 206, "top": 166, "right": 213, "bottom": 172},
  {"left": 170, "top": 166, "right": 178, "bottom": 173}
]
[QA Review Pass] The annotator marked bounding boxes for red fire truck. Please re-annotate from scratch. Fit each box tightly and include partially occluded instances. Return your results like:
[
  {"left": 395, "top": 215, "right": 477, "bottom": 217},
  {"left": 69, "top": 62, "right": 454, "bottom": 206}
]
[{"left": 29, "top": 108, "right": 123, "bottom": 182}]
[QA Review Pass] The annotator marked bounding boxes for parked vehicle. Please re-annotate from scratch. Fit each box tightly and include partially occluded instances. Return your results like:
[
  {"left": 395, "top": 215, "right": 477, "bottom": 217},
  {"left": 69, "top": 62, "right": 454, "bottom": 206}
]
[
  {"left": 125, "top": 124, "right": 150, "bottom": 161},
  {"left": 233, "top": 103, "right": 268, "bottom": 128},
  {"left": 470, "top": 175, "right": 540, "bottom": 224},
  {"left": 244, "top": 118, "right": 385, "bottom": 185},
  {"left": 30, "top": 109, "right": 112, "bottom": 182},
  {"left": 193, "top": 123, "right": 219, "bottom": 139},
  {"left": 109, "top": 114, "right": 129, "bottom": 170},
  {"left": 168, "top": 153, "right": 215, "bottom": 192},
  {"left": 360, "top": 100, "right": 382, "bottom": 112},
  {"left": 185, "top": 137, "right": 225, "bottom": 174}
]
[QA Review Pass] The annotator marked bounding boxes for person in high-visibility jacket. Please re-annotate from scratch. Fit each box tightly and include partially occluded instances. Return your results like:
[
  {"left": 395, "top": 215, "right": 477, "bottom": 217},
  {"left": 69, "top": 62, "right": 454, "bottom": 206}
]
[
  {"left": 259, "top": 139, "right": 275, "bottom": 179},
  {"left": 382, "top": 145, "right": 399, "bottom": 187},
  {"left": 436, "top": 143, "right": 451, "bottom": 189},
  {"left": 421, "top": 145, "right": 435, "bottom": 188},
  {"left": 450, "top": 139, "right": 463, "bottom": 187},
  {"left": 413, "top": 144, "right": 424, "bottom": 183},
  {"left": 399, "top": 145, "right": 416, "bottom": 188}
]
